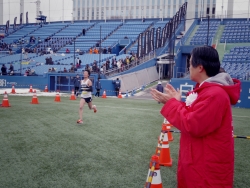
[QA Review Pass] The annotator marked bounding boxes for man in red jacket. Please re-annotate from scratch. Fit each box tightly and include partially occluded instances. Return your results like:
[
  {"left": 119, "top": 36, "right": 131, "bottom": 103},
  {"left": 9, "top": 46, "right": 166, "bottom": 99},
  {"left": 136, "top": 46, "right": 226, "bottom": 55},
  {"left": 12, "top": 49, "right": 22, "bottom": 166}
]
[{"left": 151, "top": 46, "right": 241, "bottom": 188}]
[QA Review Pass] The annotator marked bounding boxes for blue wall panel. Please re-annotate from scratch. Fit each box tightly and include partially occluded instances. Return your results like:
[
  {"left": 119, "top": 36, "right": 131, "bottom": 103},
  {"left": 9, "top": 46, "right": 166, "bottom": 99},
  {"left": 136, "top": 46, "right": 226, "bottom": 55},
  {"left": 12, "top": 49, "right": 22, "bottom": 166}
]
[
  {"left": 169, "top": 78, "right": 250, "bottom": 109},
  {"left": 0, "top": 76, "right": 47, "bottom": 90}
]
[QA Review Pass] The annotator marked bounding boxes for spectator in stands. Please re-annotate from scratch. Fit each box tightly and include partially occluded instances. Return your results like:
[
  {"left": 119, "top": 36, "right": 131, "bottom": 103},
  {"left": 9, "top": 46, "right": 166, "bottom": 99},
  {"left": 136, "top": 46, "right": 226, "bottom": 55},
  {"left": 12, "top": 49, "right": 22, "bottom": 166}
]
[
  {"left": 79, "top": 59, "right": 82, "bottom": 67},
  {"left": 103, "top": 47, "right": 107, "bottom": 54},
  {"left": 51, "top": 67, "right": 56, "bottom": 72},
  {"left": 107, "top": 59, "right": 110, "bottom": 70},
  {"left": 94, "top": 48, "right": 98, "bottom": 54},
  {"left": 112, "top": 78, "right": 121, "bottom": 96},
  {"left": 102, "top": 63, "right": 106, "bottom": 73},
  {"left": 70, "top": 65, "right": 75, "bottom": 73},
  {"left": 76, "top": 57, "right": 80, "bottom": 66},
  {"left": 8, "top": 63, "right": 14, "bottom": 74},
  {"left": 66, "top": 48, "right": 70, "bottom": 53},
  {"left": 95, "top": 78, "right": 102, "bottom": 97},
  {"left": 63, "top": 67, "right": 67, "bottom": 73},
  {"left": 117, "top": 60, "right": 122, "bottom": 73},
  {"left": 82, "top": 28, "right": 86, "bottom": 36},
  {"left": 89, "top": 48, "right": 93, "bottom": 54},
  {"left": 8, "top": 48, "right": 12, "bottom": 55},
  {"left": 48, "top": 68, "right": 52, "bottom": 72},
  {"left": 108, "top": 47, "right": 111, "bottom": 54},
  {"left": 92, "top": 62, "right": 97, "bottom": 72},
  {"left": 100, "top": 66, "right": 104, "bottom": 74},
  {"left": 73, "top": 74, "right": 81, "bottom": 96},
  {"left": 76, "top": 63, "right": 80, "bottom": 68},
  {"left": 38, "top": 37, "right": 42, "bottom": 43},
  {"left": 1, "top": 64, "right": 7, "bottom": 75}
]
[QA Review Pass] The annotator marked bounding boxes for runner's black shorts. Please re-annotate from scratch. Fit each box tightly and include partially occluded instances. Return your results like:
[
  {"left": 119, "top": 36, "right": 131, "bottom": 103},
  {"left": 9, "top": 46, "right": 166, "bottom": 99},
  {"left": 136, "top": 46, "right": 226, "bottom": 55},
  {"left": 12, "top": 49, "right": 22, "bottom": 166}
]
[{"left": 81, "top": 97, "right": 92, "bottom": 103}]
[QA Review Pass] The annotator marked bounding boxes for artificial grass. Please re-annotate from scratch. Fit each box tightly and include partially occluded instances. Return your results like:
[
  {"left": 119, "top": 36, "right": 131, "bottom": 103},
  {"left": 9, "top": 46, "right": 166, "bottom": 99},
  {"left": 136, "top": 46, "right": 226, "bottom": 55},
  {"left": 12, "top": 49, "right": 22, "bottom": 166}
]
[{"left": 0, "top": 96, "right": 249, "bottom": 188}]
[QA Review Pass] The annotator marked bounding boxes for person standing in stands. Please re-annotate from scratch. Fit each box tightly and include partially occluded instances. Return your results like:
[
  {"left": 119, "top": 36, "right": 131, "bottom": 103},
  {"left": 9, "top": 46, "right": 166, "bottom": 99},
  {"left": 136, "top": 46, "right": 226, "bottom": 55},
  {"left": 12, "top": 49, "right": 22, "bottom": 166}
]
[
  {"left": 151, "top": 46, "right": 240, "bottom": 188},
  {"left": 1, "top": 64, "right": 7, "bottom": 75},
  {"left": 82, "top": 28, "right": 86, "bottom": 36},
  {"left": 113, "top": 78, "right": 121, "bottom": 96},
  {"left": 95, "top": 78, "right": 102, "bottom": 97},
  {"left": 77, "top": 70, "right": 97, "bottom": 124},
  {"left": 103, "top": 47, "right": 107, "bottom": 54},
  {"left": 74, "top": 74, "right": 81, "bottom": 96}
]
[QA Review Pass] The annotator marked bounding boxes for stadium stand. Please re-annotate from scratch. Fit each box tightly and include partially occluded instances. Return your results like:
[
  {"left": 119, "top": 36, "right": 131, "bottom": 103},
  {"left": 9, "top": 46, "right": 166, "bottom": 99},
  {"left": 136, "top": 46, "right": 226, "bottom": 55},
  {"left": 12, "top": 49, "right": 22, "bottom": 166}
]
[
  {"left": 190, "top": 21, "right": 220, "bottom": 45},
  {"left": 57, "top": 22, "right": 122, "bottom": 54},
  {"left": 221, "top": 46, "right": 250, "bottom": 80},
  {"left": 220, "top": 21, "right": 250, "bottom": 43}
]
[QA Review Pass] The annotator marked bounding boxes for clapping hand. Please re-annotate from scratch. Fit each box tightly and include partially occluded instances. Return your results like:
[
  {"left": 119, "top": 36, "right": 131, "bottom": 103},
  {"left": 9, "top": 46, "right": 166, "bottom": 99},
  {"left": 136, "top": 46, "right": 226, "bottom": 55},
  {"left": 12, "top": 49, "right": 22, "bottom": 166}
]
[{"left": 151, "top": 84, "right": 181, "bottom": 104}]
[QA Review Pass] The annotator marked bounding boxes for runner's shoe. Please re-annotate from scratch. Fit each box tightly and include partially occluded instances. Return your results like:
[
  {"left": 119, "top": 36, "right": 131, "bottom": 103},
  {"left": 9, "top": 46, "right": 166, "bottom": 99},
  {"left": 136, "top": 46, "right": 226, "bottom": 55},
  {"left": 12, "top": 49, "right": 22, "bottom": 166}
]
[
  {"left": 93, "top": 105, "right": 97, "bottom": 113},
  {"left": 77, "top": 119, "right": 83, "bottom": 124}
]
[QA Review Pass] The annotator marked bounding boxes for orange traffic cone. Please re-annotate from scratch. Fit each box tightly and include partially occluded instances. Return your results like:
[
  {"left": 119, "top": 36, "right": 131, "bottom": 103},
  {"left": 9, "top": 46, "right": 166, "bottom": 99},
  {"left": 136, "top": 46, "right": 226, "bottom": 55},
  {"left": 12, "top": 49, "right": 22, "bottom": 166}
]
[
  {"left": 118, "top": 91, "right": 122, "bottom": 98},
  {"left": 1, "top": 91, "right": 11, "bottom": 107},
  {"left": 54, "top": 90, "right": 61, "bottom": 102},
  {"left": 102, "top": 90, "right": 107, "bottom": 98},
  {"left": 11, "top": 84, "right": 16, "bottom": 94},
  {"left": 156, "top": 124, "right": 172, "bottom": 167},
  {"left": 163, "top": 118, "right": 173, "bottom": 141},
  {"left": 31, "top": 90, "right": 39, "bottom": 104},
  {"left": 44, "top": 85, "right": 48, "bottom": 92},
  {"left": 70, "top": 90, "right": 76, "bottom": 100},
  {"left": 144, "top": 155, "right": 163, "bottom": 188},
  {"left": 29, "top": 85, "right": 33, "bottom": 93}
]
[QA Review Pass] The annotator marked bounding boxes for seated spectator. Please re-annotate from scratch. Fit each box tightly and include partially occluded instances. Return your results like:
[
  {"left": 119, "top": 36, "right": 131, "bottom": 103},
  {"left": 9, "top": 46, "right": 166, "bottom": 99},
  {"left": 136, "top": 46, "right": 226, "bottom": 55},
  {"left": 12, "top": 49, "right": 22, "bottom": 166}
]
[
  {"left": 51, "top": 67, "right": 56, "bottom": 72},
  {"left": 76, "top": 63, "right": 80, "bottom": 68},
  {"left": 94, "top": 48, "right": 99, "bottom": 54},
  {"left": 89, "top": 48, "right": 93, "bottom": 54},
  {"left": 8, "top": 63, "right": 14, "bottom": 74},
  {"left": 70, "top": 65, "right": 75, "bottom": 73},
  {"left": 66, "top": 48, "right": 70, "bottom": 53},
  {"left": 29, "top": 69, "right": 36, "bottom": 76},
  {"left": 76, "top": 48, "right": 80, "bottom": 53},
  {"left": 48, "top": 68, "right": 52, "bottom": 72},
  {"left": 63, "top": 67, "right": 68, "bottom": 72}
]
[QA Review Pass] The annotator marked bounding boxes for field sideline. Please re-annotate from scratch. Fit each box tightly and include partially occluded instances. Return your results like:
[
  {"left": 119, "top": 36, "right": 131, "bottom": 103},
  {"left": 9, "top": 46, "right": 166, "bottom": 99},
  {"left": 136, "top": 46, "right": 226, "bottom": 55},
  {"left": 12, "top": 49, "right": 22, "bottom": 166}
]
[{"left": 0, "top": 96, "right": 249, "bottom": 188}]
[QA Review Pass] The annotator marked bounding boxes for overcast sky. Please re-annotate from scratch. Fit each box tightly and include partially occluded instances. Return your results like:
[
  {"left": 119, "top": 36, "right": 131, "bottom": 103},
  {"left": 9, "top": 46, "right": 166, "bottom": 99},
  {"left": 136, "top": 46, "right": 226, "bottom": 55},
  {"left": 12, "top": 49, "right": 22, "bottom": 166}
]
[
  {"left": 216, "top": 0, "right": 250, "bottom": 18},
  {"left": 2, "top": 0, "right": 250, "bottom": 24},
  {"left": 3, "top": 0, "right": 73, "bottom": 24}
]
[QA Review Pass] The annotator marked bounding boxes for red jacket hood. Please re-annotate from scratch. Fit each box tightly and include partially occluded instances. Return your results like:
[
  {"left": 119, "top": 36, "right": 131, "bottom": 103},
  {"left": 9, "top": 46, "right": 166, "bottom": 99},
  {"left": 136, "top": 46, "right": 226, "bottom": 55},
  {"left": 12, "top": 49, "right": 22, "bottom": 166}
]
[{"left": 193, "top": 73, "right": 241, "bottom": 105}]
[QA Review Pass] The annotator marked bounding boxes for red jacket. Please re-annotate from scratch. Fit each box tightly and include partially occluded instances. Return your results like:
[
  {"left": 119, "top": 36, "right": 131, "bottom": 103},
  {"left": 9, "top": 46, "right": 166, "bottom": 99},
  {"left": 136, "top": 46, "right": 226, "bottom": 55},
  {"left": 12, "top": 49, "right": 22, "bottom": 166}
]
[{"left": 161, "top": 77, "right": 241, "bottom": 188}]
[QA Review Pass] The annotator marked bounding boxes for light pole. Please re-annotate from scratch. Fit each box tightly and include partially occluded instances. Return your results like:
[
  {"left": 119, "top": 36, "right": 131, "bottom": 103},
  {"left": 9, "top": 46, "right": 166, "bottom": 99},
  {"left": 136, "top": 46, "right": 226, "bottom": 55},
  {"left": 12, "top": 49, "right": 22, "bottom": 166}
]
[{"left": 49, "top": 0, "right": 50, "bottom": 24}]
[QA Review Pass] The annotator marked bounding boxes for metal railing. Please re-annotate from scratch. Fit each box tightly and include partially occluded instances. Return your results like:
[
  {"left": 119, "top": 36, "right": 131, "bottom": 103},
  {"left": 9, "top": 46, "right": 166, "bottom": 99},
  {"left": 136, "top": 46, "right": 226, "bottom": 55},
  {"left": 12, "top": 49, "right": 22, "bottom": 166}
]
[{"left": 104, "top": 50, "right": 156, "bottom": 77}]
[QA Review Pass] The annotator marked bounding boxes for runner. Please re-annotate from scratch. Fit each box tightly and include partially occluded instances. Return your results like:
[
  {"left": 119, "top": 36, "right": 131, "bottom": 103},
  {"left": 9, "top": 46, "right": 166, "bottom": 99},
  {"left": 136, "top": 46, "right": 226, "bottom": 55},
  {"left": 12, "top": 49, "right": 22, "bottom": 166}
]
[{"left": 77, "top": 70, "right": 97, "bottom": 124}]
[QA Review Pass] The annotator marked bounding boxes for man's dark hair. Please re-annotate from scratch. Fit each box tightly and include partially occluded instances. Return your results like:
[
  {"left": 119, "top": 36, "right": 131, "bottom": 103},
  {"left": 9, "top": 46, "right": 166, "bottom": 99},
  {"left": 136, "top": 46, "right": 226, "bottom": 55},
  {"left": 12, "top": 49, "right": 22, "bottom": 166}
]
[{"left": 191, "top": 46, "right": 220, "bottom": 77}]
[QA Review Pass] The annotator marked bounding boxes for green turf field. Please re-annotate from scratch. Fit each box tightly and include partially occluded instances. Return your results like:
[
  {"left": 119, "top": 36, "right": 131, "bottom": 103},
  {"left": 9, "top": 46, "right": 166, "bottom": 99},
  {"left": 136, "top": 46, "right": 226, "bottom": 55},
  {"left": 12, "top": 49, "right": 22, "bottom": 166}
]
[{"left": 0, "top": 96, "right": 250, "bottom": 188}]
